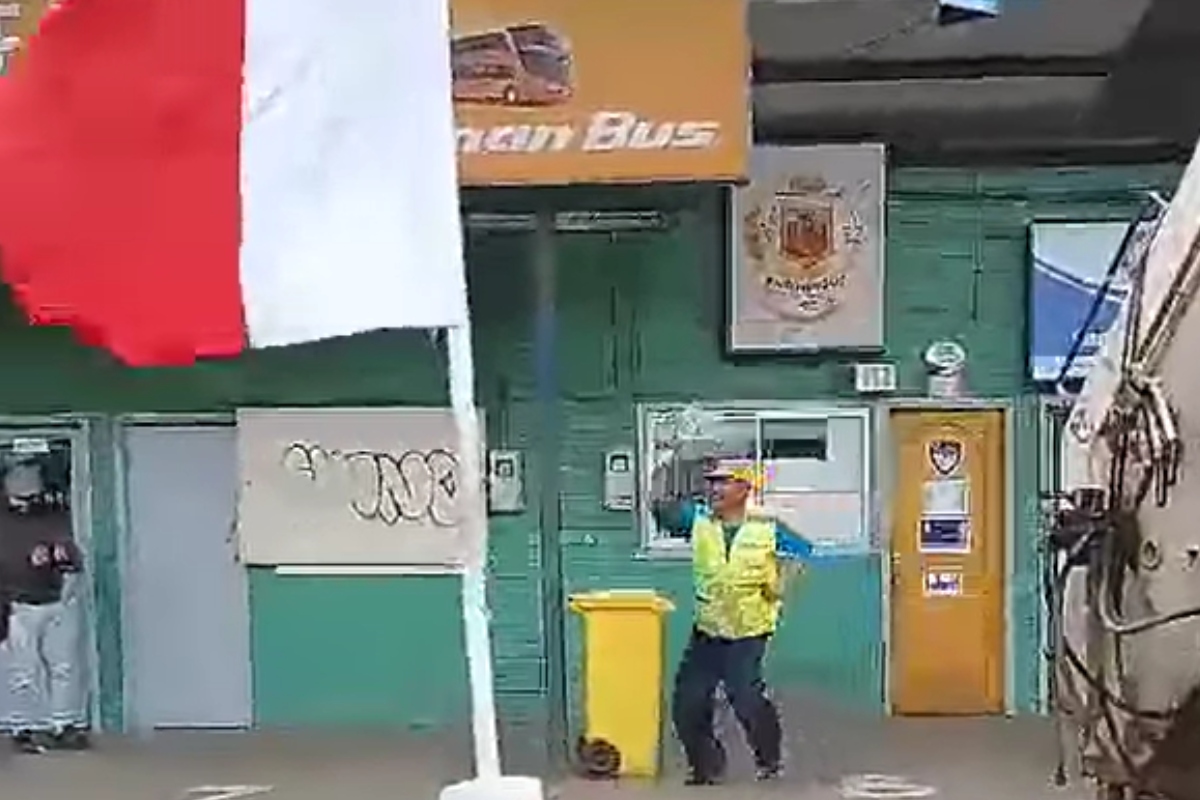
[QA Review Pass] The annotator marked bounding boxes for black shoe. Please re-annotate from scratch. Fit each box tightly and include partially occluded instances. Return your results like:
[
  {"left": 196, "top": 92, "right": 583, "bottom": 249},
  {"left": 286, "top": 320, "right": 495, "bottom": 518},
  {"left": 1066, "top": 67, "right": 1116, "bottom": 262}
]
[
  {"left": 683, "top": 751, "right": 727, "bottom": 786},
  {"left": 11, "top": 731, "right": 48, "bottom": 754},
  {"left": 684, "top": 771, "right": 724, "bottom": 786},
  {"left": 756, "top": 763, "right": 783, "bottom": 781},
  {"left": 51, "top": 727, "right": 90, "bottom": 751}
]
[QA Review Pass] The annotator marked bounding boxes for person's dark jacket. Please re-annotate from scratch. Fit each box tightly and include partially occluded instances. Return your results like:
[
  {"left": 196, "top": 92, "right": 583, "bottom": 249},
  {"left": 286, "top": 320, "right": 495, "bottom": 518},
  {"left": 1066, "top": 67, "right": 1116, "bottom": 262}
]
[{"left": 0, "top": 501, "right": 79, "bottom": 606}]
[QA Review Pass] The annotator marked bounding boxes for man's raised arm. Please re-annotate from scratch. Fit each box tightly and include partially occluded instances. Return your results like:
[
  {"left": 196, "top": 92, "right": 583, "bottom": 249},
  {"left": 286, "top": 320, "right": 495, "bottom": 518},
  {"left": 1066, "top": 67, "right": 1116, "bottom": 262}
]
[{"left": 773, "top": 519, "right": 815, "bottom": 561}]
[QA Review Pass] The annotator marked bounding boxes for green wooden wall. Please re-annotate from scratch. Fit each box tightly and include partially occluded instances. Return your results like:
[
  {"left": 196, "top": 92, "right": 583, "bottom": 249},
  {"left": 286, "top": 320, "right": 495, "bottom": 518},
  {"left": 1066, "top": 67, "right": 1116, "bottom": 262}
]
[{"left": 0, "top": 164, "right": 1179, "bottom": 749}]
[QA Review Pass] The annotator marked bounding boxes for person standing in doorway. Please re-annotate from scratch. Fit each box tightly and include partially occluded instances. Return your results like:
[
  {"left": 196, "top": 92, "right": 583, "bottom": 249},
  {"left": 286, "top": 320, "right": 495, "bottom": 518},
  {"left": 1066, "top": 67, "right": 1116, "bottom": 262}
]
[
  {"left": 653, "top": 461, "right": 814, "bottom": 785},
  {"left": 0, "top": 455, "right": 89, "bottom": 753}
]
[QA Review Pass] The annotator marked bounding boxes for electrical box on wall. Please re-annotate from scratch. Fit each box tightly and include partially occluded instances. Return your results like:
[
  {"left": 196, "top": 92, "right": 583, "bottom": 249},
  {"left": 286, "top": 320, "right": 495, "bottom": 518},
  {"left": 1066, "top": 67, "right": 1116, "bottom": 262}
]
[
  {"left": 854, "top": 362, "right": 897, "bottom": 394},
  {"left": 602, "top": 449, "right": 635, "bottom": 511},
  {"left": 488, "top": 450, "right": 525, "bottom": 514}
]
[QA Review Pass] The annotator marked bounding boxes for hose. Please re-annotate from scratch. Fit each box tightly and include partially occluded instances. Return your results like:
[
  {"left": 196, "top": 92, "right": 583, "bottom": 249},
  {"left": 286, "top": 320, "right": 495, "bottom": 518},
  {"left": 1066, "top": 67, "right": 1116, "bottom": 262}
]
[
  {"left": 1059, "top": 639, "right": 1172, "bottom": 721},
  {"left": 1044, "top": 546, "right": 1173, "bottom": 721},
  {"left": 1043, "top": 553, "right": 1171, "bottom": 788},
  {"left": 1097, "top": 569, "right": 1200, "bottom": 636},
  {"left": 1093, "top": 386, "right": 1199, "bottom": 636},
  {"left": 1043, "top": 193, "right": 1200, "bottom": 796},
  {"left": 1088, "top": 252, "right": 1198, "bottom": 636},
  {"left": 1053, "top": 198, "right": 1164, "bottom": 392},
  {"left": 1040, "top": 464, "right": 1185, "bottom": 790}
]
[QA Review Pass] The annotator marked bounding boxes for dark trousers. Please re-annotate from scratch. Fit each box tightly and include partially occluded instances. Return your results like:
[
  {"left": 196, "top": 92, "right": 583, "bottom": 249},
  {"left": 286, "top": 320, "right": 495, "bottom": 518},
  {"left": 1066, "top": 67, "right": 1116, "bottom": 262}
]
[{"left": 671, "top": 627, "right": 783, "bottom": 778}]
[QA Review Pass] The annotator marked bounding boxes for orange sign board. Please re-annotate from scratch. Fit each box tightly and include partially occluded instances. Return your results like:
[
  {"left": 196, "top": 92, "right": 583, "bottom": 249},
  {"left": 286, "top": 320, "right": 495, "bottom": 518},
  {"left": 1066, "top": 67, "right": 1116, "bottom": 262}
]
[{"left": 451, "top": 0, "right": 750, "bottom": 187}]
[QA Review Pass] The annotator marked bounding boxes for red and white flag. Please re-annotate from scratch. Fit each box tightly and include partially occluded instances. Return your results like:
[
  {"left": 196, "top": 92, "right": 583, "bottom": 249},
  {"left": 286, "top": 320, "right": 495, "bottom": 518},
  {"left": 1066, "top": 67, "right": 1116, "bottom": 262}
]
[{"left": 0, "top": 0, "right": 467, "bottom": 365}]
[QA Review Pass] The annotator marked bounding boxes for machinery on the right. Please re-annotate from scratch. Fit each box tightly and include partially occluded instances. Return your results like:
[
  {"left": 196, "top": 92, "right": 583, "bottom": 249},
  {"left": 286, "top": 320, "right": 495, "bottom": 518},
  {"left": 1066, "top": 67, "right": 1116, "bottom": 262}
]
[{"left": 1048, "top": 140, "right": 1200, "bottom": 800}]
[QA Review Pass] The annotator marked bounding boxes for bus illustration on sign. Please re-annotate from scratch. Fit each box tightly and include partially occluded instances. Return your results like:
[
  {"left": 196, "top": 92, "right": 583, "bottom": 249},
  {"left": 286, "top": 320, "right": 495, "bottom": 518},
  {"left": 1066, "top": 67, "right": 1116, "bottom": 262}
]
[{"left": 451, "top": 23, "right": 573, "bottom": 107}]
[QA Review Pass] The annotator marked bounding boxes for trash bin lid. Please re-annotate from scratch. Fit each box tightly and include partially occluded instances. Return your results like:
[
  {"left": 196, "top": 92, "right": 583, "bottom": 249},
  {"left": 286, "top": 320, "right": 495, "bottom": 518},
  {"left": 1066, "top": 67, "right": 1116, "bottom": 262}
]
[{"left": 568, "top": 590, "right": 674, "bottom": 614}]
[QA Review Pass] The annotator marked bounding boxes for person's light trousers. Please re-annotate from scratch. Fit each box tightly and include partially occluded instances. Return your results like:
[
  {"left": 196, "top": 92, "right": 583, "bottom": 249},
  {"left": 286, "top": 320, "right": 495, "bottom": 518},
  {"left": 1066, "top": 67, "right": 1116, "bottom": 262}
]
[{"left": 1, "top": 576, "right": 87, "bottom": 732}]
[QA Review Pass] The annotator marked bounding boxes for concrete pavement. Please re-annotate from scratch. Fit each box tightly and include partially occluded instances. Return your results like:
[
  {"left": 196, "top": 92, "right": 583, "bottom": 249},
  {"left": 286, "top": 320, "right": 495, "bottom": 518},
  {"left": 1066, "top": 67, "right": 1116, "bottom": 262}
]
[{"left": 0, "top": 697, "right": 1093, "bottom": 800}]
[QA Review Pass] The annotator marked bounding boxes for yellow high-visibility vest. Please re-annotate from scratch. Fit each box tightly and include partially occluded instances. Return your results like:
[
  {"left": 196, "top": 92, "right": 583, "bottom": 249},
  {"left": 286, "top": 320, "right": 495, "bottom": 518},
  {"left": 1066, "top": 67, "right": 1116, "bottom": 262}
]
[{"left": 692, "top": 513, "right": 781, "bottom": 639}]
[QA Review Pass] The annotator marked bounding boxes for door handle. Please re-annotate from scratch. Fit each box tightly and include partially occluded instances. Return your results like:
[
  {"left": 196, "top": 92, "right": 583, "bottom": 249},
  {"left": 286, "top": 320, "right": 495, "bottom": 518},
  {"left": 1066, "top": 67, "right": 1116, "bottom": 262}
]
[{"left": 889, "top": 552, "right": 902, "bottom": 589}]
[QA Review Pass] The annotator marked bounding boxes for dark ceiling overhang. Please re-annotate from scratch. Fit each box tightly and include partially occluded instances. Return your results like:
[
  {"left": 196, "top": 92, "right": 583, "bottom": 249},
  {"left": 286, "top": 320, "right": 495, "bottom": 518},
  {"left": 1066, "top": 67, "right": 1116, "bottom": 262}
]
[
  {"left": 754, "top": 53, "right": 1110, "bottom": 84},
  {"left": 748, "top": 0, "right": 1200, "bottom": 165},
  {"left": 1091, "top": 0, "right": 1200, "bottom": 142},
  {"left": 1120, "top": 0, "right": 1200, "bottom": 53}
]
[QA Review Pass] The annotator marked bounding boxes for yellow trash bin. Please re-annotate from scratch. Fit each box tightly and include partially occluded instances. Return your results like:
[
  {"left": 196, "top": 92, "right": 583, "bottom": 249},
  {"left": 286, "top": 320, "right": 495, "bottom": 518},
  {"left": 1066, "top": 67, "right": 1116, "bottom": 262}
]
[{"left": 568, "top": 590, "right": 675, "bottom": 779}]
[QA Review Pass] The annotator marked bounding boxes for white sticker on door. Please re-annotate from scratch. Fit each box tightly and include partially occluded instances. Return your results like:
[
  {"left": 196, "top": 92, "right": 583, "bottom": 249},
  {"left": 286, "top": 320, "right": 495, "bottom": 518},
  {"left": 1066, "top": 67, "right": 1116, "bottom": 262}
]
[
  {"left": 923, "top": 569, "right": 963, "bottom": 598},
  {"left": 921, "top": 478, "right": 969, "bottom": 517}
]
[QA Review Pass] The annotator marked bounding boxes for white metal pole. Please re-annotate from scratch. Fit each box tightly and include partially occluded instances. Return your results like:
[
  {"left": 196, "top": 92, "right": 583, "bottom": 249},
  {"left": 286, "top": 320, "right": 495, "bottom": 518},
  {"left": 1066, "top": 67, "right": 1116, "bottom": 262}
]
[{"left": 445, "top": 323, "right": 501, "bottom": 779}]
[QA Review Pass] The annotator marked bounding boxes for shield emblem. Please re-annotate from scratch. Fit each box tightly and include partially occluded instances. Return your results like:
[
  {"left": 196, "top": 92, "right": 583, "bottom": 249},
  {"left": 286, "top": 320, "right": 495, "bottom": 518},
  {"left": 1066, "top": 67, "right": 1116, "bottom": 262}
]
[
  {"left": 778, "top": 198, "right": 834, "bottom": 269},
  {"left": 928, "top": 439, "right": 963, "bottom": 476}
]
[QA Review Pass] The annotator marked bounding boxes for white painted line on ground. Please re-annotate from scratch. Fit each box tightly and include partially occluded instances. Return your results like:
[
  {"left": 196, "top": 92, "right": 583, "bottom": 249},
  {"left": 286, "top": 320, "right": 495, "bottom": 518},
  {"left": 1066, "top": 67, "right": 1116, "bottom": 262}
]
[
  {"left": 839, "top": 774, "right": 938, "bottom": 800},
  {"left": 184, "top": 786, "right": 274, "bottom": 800}
]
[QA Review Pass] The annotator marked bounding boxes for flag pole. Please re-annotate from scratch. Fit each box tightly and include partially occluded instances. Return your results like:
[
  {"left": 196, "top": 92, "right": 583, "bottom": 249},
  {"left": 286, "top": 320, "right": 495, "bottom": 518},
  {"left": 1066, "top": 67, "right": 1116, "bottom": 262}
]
[{"left": 445, "top": 323, "right": 501, "bottom": 779}]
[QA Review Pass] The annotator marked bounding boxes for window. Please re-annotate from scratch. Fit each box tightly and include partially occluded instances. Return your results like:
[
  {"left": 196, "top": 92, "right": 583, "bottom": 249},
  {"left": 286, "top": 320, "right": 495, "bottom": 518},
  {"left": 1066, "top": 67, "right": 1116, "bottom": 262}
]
[
  {"left": 638, "top": 404, "right": 871, "bottom": 554},
  {"left": 761, "top": 418, "right": 827, "bottom": 460},
  {"left": 453, "top": 33, "right": 511, "bottom": 55}
]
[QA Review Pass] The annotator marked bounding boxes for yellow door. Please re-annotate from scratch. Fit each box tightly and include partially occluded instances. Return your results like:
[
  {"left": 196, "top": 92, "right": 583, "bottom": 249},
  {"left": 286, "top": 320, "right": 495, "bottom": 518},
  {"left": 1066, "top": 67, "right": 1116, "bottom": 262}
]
[{"left": 889, "top": 409, "right": 1006, "bottom": 715}]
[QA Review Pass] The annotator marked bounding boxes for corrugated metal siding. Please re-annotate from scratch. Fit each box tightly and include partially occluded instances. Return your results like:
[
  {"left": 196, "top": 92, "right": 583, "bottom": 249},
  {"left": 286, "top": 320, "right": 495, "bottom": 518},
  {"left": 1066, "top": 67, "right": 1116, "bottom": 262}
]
[{"left": 539, "top": 164, "right": 1185, "bottom": 732}]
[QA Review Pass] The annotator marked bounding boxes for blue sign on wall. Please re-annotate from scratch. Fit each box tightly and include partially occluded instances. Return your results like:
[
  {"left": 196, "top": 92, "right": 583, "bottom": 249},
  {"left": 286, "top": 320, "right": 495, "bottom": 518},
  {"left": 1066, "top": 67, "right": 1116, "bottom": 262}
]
[{"left": 1028, "top": 221, "right": 1134, "bottom": 383}]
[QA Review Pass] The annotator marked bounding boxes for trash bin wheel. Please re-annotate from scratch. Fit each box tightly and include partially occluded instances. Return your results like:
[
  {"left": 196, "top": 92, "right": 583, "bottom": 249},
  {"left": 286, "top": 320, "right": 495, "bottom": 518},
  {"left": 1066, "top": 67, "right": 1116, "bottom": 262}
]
[{"left": 576, "top": 736, "right": 622, "bottom": 780}]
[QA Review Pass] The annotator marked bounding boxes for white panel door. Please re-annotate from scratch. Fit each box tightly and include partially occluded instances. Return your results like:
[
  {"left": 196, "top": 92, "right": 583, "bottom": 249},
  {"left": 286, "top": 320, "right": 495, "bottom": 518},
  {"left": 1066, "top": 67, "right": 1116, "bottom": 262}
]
[{"left": 124, "top": 425, "right": 252, "bottom": 728}]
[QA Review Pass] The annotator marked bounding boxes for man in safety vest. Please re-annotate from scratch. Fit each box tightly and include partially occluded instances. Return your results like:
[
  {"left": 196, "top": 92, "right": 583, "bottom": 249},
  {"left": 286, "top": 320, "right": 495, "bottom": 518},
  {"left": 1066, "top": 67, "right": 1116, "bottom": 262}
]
[{"left": 653, "top": 462, "right": 813, "bottom": 785}]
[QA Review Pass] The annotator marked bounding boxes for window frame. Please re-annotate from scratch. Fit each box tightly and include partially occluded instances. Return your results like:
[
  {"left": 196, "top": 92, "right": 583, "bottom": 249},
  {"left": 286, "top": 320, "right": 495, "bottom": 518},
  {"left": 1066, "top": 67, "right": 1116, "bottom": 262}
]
[{"left": 635, "top": 402, "right": 873, "bottom": 556}]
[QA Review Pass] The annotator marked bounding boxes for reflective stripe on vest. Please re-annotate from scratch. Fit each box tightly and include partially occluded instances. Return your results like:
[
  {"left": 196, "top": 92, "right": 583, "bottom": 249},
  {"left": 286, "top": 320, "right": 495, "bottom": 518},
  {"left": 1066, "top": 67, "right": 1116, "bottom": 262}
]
[{"left": 692, "top": 514, "right": 780, "bottom": 639}]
